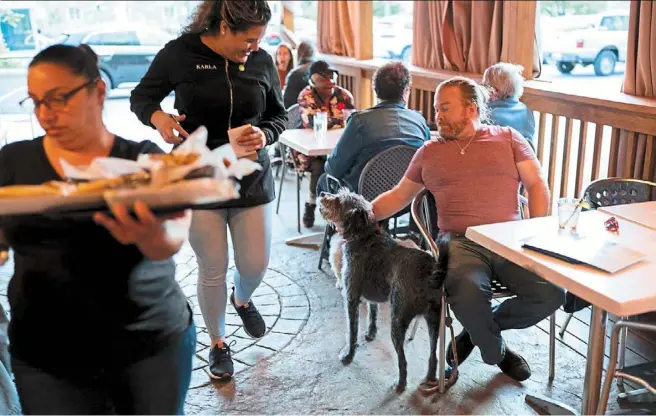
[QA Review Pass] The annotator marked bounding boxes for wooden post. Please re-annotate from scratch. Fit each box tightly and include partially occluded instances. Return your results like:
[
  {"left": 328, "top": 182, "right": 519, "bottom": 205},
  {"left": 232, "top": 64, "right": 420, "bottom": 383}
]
[
  {"left": 281, "top": 1, "right": 294, "bottom": 32},
  {"left": 501, "top": 0, "right": 537, "bottom": 80},
  {"left": 350, "top": 0, "right": 373, "bottom": 109}
]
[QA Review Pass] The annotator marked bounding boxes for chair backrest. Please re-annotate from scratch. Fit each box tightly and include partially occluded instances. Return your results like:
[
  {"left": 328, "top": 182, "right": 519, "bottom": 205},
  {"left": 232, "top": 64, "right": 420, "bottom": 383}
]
[
  {"left": 582, "top": 178, "right": 656, "bottom": 209},
  {"left": 286, "top": 104, "right": 303, "bottom": 130},
  {"left": 411, "top": 189, "right": 439, "bottom": 257},
  {"left": 357, "top": 145, "right": 418, "bottom": 202},
  {"left": 412, "top": 189, "right": 523, "bottom": 297}
]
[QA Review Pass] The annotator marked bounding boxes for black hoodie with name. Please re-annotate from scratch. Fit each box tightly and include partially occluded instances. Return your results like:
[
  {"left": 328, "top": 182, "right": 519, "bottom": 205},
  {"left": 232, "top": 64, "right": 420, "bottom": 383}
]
[{"left": 130, "top": 33, "right": 287, "bottom": 208}]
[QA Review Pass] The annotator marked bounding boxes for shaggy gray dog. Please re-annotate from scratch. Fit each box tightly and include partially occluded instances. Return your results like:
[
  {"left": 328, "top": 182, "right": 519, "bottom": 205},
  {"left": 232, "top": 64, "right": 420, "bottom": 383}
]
[
  {"left": 319, "top": 189, "right": 449, "bottom": 393},
  {"left": 329, "top": 235, "right": 424, "bottom": 289}
]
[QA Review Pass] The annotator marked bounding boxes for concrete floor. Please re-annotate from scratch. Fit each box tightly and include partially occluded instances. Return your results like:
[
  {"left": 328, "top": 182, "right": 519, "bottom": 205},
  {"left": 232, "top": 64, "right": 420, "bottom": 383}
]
[
  {"left": 181, "top": 172, "right": 608, "bottom": 415},
  {"left": 0, "top": 168, "right": 647, "bottom": 415}
]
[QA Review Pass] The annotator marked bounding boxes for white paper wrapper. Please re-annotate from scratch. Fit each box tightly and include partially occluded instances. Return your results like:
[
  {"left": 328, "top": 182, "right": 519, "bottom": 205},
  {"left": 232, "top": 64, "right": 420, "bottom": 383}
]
[
  {"left": 227, "top": 124, "right": 256, "bottom": 158},
  {"left": 104, "top": 178, "right": 241, "bottom": 210},
  {"left": 61, "top": 157, "right": 143, "bottom": 180},
  {"left": 59, "top": 126, "right": 261, "bottom": 187},
  {"left": 138, "top": 126, "right": 262, "bottom": 186}
]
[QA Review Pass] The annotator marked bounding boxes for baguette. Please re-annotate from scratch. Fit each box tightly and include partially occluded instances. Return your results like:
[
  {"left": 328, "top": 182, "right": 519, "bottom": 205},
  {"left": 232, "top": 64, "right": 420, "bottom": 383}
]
[
  {"left": 71, "top": 172, "right": 151, "bottom": 195},
  {"left": 0, "top": 181, "right": 69, "bottom": 198},
  {"left": 148, "top": 153, "right": 200, "bottom": 166}
]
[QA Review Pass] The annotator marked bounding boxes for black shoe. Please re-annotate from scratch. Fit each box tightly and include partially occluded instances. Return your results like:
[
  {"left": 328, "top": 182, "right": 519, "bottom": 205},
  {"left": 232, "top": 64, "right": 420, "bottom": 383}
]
[
  {"left": 446, "top": 330, "right": 475, "bottom": 367},
  {"left": 303, "top": 202, "right": 316, "bottom": 228},
  {"left": 498, "top": 346, "right": 531, "bottom": 382},
  {"left": 208, "top": 341, "right": 235, "bottom": 380},
  {"left": 230, "top": 287, "right": 266, "bottom": 338}
]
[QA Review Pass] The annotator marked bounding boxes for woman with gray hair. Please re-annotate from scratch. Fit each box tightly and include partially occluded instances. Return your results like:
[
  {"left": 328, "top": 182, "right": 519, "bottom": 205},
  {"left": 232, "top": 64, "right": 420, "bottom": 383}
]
[{"left": 482, "top": 62, "right": 536, "bottom": 150}]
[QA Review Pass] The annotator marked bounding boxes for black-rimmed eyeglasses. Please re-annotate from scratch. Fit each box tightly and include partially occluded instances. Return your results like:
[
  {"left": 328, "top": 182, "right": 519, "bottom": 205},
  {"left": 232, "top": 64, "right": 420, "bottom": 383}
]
[{"left": 19, "top": 78, "right": 99, "bottom": 112}]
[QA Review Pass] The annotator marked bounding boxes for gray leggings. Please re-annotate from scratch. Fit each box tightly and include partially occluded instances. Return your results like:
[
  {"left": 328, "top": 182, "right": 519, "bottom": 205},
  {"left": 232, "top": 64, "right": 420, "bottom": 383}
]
[{"left": 189, "top": 203, "right": 273, "bottom": 340}]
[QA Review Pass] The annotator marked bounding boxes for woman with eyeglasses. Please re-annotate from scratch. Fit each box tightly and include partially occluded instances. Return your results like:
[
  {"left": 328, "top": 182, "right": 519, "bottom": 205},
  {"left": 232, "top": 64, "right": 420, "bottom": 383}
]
[
  {"left": 0, "top": 44, "right": 195, "bottom": 414},
  {"left": 294, "top": 60, "right": 355, "bottom": 228}
]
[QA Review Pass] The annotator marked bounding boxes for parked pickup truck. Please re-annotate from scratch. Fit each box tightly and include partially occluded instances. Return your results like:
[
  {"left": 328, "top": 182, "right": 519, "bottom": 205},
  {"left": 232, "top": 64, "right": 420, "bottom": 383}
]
[{"left": 542, "top": 10, "right": 629, "bottom": 76}]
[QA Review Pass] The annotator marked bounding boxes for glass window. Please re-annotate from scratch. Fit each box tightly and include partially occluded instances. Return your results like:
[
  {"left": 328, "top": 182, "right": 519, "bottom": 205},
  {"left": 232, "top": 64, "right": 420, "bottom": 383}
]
[
  {"left": 293, "top": 1, "right": 318, "bottom": 44},
  {"left": 537, "top": 1, "right": 630, "bottom": 89},
  {"left": 0, "top": 1, "right": 195, "bottom": 149},
  {"left": 373, "top": 1, "right": 413, "bottom": 62},
  {"left": 86, "top": 31, "right": 139, "bottom": 46},
  {"left": 137, "top": 29, "right": 171, "bottom": 46}
]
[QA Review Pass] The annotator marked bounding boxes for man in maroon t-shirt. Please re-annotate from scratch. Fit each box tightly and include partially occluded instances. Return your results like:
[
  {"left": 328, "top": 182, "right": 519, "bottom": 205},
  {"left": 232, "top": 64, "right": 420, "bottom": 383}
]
[{"left": 372, "top": 77, "right": 564, "bottom": 382}]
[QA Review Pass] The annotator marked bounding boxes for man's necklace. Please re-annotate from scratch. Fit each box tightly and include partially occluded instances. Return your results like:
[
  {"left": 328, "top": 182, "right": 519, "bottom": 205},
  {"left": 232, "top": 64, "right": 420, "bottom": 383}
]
[{"left": 454, "top": 134, "right": 476, "bottom": 155}]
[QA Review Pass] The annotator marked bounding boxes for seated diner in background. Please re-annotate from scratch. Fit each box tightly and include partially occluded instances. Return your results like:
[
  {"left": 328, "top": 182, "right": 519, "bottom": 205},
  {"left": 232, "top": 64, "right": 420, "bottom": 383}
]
[
  {"left": 482, "top": 62, "right": 536, "bottom": 150},
  {"left": 316, "top": 61, "right": 429, "bottom": 195},
  {"left": 295, "top": 60, "right": 355, "bottom": 228}
]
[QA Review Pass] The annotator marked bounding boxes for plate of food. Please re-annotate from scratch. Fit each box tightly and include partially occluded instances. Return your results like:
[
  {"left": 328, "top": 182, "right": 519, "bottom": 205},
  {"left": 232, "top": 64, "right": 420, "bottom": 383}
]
[{"left": 0, "top": 126, "right": 260, "bottom": 216}]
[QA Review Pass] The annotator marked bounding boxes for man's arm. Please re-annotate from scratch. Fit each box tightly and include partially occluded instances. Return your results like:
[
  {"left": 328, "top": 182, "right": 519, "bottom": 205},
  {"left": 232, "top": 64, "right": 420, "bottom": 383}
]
[
  {"left": 517, "top": 159, "right": 550, "bottom": 218},
  {"left": 371, "top": 177, "right": 424, "bottom": 221}
]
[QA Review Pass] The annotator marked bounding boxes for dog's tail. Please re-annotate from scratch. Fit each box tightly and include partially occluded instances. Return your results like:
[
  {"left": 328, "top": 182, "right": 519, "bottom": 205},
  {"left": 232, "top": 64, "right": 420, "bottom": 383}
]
[{"left": 429, "top": 233, "right": 450, "bottom": 290}]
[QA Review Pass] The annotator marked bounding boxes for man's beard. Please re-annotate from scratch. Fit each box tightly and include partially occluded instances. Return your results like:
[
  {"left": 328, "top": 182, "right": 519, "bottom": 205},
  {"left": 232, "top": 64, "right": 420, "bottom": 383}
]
[{"left": 437, "top": 117, "right": 468, "bottom": 141}]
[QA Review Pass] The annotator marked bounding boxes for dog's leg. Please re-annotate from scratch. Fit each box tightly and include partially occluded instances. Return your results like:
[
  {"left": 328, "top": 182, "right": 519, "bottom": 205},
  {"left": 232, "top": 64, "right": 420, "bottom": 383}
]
[
  {"left": 424, "top": 304, "right": 441, "bottom": 382},
  {"left": 390, "top": 307, "right": 413, "bottom": 393},
  {"left": 329, "top": 237, "right": 344, "bottom": 289},
  {"left": 365, "top": 302, "right": 378, "bottom": 341},
  {"left": 339, "top": 293, "right": 360, "bottom": 364}
]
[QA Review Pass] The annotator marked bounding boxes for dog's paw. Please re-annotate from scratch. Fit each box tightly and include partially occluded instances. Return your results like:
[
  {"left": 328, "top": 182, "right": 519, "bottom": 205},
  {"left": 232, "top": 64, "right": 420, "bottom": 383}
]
[
  {"left": 364, "top": 328, "right": 377, "bottom": 342},
  {"left": 335, "top": 279, "right": 343, "bottom": 289},
  {"left": 393, "top": 381, "right": 407, "bottom": 394},
  {"left": 339, "top": 346, "right": 356, "bottom": 365}
]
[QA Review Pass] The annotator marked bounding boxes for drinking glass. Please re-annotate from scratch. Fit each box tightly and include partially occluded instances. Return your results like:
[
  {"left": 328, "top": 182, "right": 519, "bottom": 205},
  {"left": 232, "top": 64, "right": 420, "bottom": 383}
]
[
  {"left": 558, "top": 198, "right": 582, "bottom": 232},
  {"left": 314, "top": 111, "right": 328, "bottom": 144}
]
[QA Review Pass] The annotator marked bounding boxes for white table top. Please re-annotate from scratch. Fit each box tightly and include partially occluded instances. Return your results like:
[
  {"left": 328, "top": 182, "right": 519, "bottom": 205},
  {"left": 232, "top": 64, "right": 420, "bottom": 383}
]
[
  {"left": 278, "top": 128, "right": 344, "bottom": 157},
  {"left": 466, "top": 210, "right": 656, "bottom": 317},
  {"left": 598, "top": 201, "right": 656, "bottom": 231}
]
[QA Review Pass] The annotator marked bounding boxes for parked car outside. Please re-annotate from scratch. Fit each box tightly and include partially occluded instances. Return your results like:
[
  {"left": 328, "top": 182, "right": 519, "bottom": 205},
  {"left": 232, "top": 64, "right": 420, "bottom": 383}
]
[
  {"left": 56, "top": 25, "right": 173, "bottom": 89},
  {"left": 373, "top": 16, "right": 412, "bottom": 62},
  {"left": 542, "top": 10, "right": 629, "bottom": 76}
]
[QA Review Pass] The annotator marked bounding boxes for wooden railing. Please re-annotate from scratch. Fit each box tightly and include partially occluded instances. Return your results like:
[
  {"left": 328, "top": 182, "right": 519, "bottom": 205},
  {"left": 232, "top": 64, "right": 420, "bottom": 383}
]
[{"left": 322, "top": 55, "right": 656, "bottom": 207}]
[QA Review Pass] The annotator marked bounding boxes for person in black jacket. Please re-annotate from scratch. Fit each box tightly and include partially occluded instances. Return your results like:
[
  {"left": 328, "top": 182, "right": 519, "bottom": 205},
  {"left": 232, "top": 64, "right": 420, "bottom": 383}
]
[
  {"left": 283, "top": 40, "right": 315, "bottom": 110},
  {"left": 130, "top": 0, "right": 287, "bottom": 381},
  {"left": 2, "top": 44, "right": 195, "bottom": 415}
]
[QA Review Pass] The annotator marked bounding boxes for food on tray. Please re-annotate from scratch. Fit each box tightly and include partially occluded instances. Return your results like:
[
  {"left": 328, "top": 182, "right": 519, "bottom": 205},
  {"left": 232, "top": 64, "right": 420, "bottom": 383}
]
[
  {"left": 71, "top": 172, "right": 151, "bottom": 195},
  {"left": 0, "top": 127, "right": 260, "bottom": 215},
  {"left": 0, "top": 181, "right": 73, "bottom": 199},
  {"left": 147, "top": 153, "right": 201, "bottom": 167}
]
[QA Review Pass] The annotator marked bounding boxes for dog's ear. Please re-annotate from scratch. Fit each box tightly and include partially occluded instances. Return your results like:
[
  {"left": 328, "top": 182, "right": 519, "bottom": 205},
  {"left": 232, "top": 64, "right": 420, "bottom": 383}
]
[{"left": 343, "top": 207, "right": 372, "bottom": 235}]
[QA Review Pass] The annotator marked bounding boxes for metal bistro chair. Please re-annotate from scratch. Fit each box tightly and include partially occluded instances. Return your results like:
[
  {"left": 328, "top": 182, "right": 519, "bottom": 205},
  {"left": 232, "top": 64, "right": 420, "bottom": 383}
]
[
  {"left": 275, "top": 103, "right": 305, "bottom": 233},
  {"left": 408, "top": 189, "right": 459, "bottom": 393},
  {"left": 407, "top": 191, "right": 557, "bottom": 383},
  {"left": 598, "top": 319, "right": 656, "bottom": 414},
  {"left": 559, "top": 178, "right": 656, "bottom": 337},
  {"left": 317, "top": 145, "right": 418, "bottom": 270},
  {"left": 554, "top": 178, "right": 656, "bottom": 408}
]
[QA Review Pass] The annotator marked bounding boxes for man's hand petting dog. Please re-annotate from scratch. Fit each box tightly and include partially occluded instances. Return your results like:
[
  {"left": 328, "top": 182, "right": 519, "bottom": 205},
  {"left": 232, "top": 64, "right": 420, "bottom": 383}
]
[{"left": 319, "top": 190, "right": 451, "bottom": 393}]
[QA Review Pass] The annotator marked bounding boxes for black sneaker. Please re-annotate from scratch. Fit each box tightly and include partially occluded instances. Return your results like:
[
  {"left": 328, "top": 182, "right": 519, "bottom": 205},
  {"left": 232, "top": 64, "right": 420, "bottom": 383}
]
[
  {"left": 303, "top": 202, "right": 316, "bottom": 228},
  {"left": 498, "top": 346, "right": 531, "bottom": 381},
  {"left": 230, "top": 287, "right": 266, "bottom": 338},
  {"left": 446, "top": 330, "right": 475, "bottom": 367},
  {"left": 208, "top": 341, "right": 236, "bottom": 380}
]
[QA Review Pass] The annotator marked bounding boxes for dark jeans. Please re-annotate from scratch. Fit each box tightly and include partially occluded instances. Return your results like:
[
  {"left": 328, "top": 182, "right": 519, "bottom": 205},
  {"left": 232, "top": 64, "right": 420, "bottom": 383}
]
[
  {"left": 12, "top": 324, "right": 196, "bottom": 415},
  {"left": 445, "top": 237, "right": 565, "bottom": 364},
  {"left": 308, "top": 157, "right": 326, "bottom": 200},
  {"left": 316, "top": 172, "right": 354, "bottom": 197}
]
